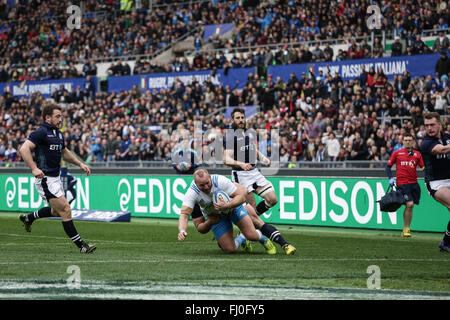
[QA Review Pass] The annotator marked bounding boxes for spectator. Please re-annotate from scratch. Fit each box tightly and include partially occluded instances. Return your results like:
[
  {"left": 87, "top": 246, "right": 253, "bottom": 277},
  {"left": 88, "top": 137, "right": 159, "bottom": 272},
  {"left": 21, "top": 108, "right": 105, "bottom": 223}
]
[
  {"left": 372, "top": 37, "right": 384, "bottom": 58},
  {"left": 432, "top": 31, "right": 450, "bottom": 53},
  {"left": 350, "top": 132, "right": 369, "bottom": 160},
  {"left": 435, "top": 51, "right": 450, "bottom": 79},
  {"left": 119, "top": 134, "right": 131, "bottom": 161},
  {"left": 325, "top": 132, "right": 340, "bottom": 161},
  {"left": 391, "top": 37, "right": 403, "bottom": 56}
]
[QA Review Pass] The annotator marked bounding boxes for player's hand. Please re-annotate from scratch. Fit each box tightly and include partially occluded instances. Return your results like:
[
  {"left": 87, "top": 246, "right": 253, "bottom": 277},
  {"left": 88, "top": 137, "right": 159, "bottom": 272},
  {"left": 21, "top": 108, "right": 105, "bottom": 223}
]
[
  {"left": 389, "top": 178, "right": 395, "bottom": 187},
  {"left": 261, "top": 156, "right": 271, "bottom": 166},
  {"left": 241, "top": 163, "right": 253, "bottom": 171},
  {"left": 80, "top": 163, "right": 91, "bottom": 176},
  {"left": 214, "top": 201, "right": 230, "bottom": 212},
  {"left": 32, "top": 168, "right": 44, "bottom": 179},
  {"left": 178, "top": 230, "right": 188, "bottom": 242}
]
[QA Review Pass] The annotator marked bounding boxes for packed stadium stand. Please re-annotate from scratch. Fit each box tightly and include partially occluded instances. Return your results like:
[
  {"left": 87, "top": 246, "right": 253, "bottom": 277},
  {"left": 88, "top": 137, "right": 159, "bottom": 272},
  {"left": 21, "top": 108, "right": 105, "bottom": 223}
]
[{"left": 0, "top": 0, "right": 449, "bottom": 168}]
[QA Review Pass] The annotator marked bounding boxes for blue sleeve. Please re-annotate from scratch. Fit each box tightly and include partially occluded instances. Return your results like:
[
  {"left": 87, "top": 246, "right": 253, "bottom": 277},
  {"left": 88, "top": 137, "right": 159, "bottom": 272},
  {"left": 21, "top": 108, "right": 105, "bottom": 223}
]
[
  {"left": 420, "top": 139, "right": 437, "bottom": 155},
  {"left": 28, "top": 128, "right": 45, "bottom": 146},
  {"left": 385, "top": 164, "right": 393, "bottom": 179}
]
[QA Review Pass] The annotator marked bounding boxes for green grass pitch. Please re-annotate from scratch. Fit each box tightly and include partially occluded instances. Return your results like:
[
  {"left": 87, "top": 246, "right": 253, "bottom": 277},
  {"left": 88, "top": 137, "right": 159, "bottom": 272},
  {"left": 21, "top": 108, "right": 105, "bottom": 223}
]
[{"left": 1, "top": 212, "right": 450, "bottom": 300}]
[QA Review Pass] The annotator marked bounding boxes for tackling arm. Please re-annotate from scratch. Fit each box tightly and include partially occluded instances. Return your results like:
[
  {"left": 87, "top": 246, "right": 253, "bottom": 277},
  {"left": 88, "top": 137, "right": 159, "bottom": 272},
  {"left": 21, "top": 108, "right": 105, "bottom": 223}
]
[
  {"left": 431, "top": 144, "right": 450, "bottom": 155},
  {"left": 192, "top": 214, "right": 220, "bottom": 234}
]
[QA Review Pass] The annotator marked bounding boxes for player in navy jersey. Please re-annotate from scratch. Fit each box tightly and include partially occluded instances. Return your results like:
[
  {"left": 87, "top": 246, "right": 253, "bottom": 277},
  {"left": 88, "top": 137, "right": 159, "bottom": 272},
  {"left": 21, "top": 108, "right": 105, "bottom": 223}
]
[
  {"left": 223, "top": 108, "right": 296, "bottom": 255},
  {"left": 386, "top": 133, "right": 424, "bottom": 238},
  {"left": 18, "top": 104, "right": 96, "bottom": 253},
  {"left": 419, "top": 112, "right": 450, "bottom": 252}
]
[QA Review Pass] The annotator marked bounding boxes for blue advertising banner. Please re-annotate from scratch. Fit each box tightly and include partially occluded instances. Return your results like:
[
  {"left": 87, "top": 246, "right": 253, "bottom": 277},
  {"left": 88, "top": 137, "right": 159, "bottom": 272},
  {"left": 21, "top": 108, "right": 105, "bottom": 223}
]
[
  {"left": 108, "top": 74, "right": 140, "bottom": 92},
  {"left": 108, "top": 67, "right": 253, "bottom": 93},
  {"left": 268, "top": 52, "right": 446, "bottom": 83},
  {"left": 0, "top": 77, "right": 94, "bottom": 98}
]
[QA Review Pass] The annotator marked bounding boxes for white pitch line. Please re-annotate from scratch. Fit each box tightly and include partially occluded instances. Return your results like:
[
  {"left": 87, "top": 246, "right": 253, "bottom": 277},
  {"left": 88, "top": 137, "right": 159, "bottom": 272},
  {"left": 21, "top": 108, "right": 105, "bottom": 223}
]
[
  {"left": 1, "top": 257, "right": 450, "bottom": 266},
  {"left": 0, "top": 233, "right": 204, "bottom": 245},
  {"left": 0, "top": 280, "right": 449, "bottom": 300}
]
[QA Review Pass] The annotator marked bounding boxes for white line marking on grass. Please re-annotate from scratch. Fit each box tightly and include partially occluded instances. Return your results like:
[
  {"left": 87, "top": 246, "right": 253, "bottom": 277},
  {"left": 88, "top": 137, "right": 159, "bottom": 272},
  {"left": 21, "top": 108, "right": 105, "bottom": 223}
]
[
  {"left": 0, "top": 233, "right": 204, "bottom": 245},
  {"left": 0, "top": 280, "right": 449, "bottom": 300},
  {"left": 1, "top": 257, "right": 450, "bottom": 266}
]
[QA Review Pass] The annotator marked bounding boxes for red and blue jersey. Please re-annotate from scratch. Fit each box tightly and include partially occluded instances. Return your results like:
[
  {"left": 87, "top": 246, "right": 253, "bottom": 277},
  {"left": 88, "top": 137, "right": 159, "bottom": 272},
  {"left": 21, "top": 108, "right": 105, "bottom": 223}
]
[{"left": 387, "top": 148, "right": 424, "bottom": 185}]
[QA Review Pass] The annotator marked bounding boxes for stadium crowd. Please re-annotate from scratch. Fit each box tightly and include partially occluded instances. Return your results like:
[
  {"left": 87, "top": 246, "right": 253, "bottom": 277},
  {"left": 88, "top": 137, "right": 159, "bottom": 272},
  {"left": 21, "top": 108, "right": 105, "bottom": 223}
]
[
  {"left": 0, "top": 54, "right": 449, "bottom": 167},
  {"left": 0, "top": 0, "right": 449, "bottom": 168},
  {"left": 0, "top": 0, "right": 448, "bottom": 82}
]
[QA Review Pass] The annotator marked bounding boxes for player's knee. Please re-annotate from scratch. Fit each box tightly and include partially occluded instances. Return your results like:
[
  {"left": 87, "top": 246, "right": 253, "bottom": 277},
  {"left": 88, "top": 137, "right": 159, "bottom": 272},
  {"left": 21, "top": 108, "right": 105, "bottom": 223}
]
[
  {"left": 266, "top": 196, "right": 278, "bottom": 207},
  {"left": 59, "top": 203, "right": 72, "bottom": 219},
  {"left": 405, "top": 201, "right": 414, "bottom": 209},
  {"left": 220, "top": 244, "right": 236, "bottom": 254},
  {"left": 50, "top": 207, "right": 59, "bottom": 217}
]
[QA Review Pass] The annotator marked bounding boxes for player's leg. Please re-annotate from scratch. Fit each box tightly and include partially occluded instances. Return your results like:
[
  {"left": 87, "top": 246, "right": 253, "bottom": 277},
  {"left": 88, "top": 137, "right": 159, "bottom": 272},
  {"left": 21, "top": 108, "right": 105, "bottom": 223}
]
[
  {"left": 251, "top": 169, "right": 278, "bottom": 215},
  {"left": 19, "top": 206, "right": 56, "bottom": 232},
  {"left": 212, "top": 218, "right": 249, "bottom": 253},
  {"left": 19, "top": 177, "right": 59, "bottom": 232},
  {"left": 233, "top": 205, "right": 276, "bottom": 254},
  {"left": 433, "top": 186, "right": 450, "bottom": 252},
  {"left": 50, "top": 195, "right": 96, "bottom": 253},
  {"left": 245, "top": 192, "right": 257, "bottom": 209},
  {"left": 254, "top": 182, "right": 296, "bottom": 255},
  {"left": 244, "top": 202, "right": 296, "bottom": 255},
  {"left": 401, "top": 201, "right": 414, "bottom": 238}
]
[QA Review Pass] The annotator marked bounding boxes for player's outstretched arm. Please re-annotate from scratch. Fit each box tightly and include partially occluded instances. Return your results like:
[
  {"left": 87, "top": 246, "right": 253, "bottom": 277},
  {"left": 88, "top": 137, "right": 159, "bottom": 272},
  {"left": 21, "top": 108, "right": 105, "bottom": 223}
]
[{"left": 178, "top": 205, "right": 193, "bottom": 241}]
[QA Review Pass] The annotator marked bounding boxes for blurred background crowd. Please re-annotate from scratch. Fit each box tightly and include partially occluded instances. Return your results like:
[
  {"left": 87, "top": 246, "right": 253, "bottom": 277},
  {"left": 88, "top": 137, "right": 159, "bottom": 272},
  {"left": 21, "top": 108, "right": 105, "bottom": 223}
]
[{"left": 0, "top": 0, "right": 449, "bottom": 168}]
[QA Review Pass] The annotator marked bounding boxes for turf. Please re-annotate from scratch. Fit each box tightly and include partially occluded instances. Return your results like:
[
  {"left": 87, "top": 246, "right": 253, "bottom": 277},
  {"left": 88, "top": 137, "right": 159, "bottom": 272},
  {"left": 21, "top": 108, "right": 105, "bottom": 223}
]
[{"left": 1, "top": 212, "right": 450, "bottom": 299}]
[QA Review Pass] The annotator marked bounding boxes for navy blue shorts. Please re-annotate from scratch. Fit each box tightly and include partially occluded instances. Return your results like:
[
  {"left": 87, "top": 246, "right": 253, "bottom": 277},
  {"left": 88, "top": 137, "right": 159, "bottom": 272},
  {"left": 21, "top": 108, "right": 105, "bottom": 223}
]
[{"left": 397, "top": 183, "right": 421, "bottom": 205}]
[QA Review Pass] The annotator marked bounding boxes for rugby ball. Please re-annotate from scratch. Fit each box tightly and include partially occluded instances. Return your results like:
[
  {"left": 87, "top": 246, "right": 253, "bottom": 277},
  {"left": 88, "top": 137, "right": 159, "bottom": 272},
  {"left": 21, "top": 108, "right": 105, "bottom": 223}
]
[
  {"left": 213, "top": 190, "right": 231, "bottom": 204},
  {"left": 213, "top": 190, "right": 231, "bottom": 215},
  {"left": 179, "top": 161, "right": 189, "bottom": 171}
]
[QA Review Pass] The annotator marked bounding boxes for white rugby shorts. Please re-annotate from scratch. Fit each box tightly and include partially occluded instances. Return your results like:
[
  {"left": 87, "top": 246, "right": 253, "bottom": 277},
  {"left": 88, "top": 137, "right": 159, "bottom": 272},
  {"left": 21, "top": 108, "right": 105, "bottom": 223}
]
[
  {"left": 35, "top": 176, "right": 65, "bottom": 201},
  {"left": 231, "top": 168, "right": 273, "bottom": 195},
  {"left": 427, "top": 179, "right": 450, "bottom": 198}
]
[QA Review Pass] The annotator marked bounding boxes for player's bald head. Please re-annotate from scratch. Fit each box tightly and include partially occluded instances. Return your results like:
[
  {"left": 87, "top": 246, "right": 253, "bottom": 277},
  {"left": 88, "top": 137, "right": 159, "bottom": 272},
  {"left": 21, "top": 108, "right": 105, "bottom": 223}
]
[
  {"left": 194, "top": 168, "right": 212, "bottom": 193},
  {"left": 193, "top": 168, "right": 209, "bottom": 182}
]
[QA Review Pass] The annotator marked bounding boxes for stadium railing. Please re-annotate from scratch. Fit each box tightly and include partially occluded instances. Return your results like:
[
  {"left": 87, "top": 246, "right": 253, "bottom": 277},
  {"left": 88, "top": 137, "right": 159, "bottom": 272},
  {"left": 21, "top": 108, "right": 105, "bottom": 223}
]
[{"left": 0, "top": 160, "right": 389, "bottom": 169}]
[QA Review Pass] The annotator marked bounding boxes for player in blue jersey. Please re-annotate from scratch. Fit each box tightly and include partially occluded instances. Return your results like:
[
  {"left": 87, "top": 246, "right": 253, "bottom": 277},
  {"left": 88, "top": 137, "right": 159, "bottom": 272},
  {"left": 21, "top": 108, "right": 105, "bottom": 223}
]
[
  {"left": 18, "top": 104, "right": 96, "bottom": 253},
  {"left": 419, "top": 112, "right": 450, "bottom": 252}
]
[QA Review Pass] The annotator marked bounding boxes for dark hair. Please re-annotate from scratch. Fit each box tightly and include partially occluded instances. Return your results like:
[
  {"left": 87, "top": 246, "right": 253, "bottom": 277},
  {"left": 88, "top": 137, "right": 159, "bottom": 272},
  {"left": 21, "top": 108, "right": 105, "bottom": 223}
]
[
  {"left": 403, "top": 132, "right": 413, "bottom": 138},
  {"left": 231, "top": 107, "right": 245, "bottom": 119},
  {"left": 424, "top": 112, "right": 441, "bottom": 123},
  {"left": 42, "top": 104, "right": 61, "bottom": 120}
]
